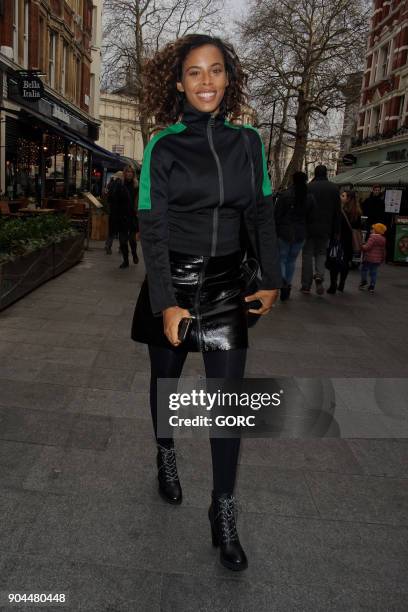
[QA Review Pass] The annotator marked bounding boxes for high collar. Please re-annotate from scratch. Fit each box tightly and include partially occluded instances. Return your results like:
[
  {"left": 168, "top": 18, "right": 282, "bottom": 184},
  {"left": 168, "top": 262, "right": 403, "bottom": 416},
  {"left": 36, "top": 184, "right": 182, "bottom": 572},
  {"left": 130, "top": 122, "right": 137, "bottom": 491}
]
[{"left": 181, "top": 101, "right": 226, "bottom": 127}]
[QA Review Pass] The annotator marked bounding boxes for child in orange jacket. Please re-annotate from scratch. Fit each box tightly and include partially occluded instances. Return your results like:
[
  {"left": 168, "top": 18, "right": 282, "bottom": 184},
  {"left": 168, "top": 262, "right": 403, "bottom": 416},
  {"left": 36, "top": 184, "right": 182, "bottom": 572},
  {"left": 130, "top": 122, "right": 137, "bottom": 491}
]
[{"left": 359, "top": 223, "right": 387, "bottom": 293}]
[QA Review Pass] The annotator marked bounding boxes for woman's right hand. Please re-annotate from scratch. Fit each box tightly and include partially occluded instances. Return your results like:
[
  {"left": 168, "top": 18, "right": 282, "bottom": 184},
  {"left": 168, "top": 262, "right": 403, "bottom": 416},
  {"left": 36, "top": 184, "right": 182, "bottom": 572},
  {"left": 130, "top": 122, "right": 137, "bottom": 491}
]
[{"left": 163, "top": 306, "right": 192, "bottom": 347}]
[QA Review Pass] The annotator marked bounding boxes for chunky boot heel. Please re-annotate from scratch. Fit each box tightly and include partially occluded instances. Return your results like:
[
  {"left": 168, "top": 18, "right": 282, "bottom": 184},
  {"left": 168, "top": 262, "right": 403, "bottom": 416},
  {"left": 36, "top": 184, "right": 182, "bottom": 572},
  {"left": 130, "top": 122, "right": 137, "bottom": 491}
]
[
  {"left": 208, "top": 492, "right": 248, "bottom": 571},
  {"left": 209, "top": 509, "right": 219, "bottom": 547},
  {"left": 157, "top": 445, "right": 182, "bottom": 504}
]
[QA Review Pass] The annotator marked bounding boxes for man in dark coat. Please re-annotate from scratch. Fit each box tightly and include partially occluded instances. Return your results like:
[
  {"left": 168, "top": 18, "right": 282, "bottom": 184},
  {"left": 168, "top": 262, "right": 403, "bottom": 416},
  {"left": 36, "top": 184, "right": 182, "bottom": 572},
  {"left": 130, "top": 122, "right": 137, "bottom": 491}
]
[
  {"left": 301, "top": 165, "right": 341, "bottom": 294},
  {"left": 362, "top": 185, "right": 386, "bottom": 229},
  {"left": 109, "top": 166, "right": 139, "bottom": 269}
]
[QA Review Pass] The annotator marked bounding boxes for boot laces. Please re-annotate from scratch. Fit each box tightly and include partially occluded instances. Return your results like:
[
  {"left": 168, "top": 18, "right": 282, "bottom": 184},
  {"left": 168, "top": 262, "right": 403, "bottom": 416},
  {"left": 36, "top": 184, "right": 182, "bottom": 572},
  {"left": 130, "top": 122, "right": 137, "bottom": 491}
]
[
  {"left": 216, "top": 496, "right": 239, "bottom": 543},
  {"left": 158, "top": 446, "right": 179, "bottom": 482}
]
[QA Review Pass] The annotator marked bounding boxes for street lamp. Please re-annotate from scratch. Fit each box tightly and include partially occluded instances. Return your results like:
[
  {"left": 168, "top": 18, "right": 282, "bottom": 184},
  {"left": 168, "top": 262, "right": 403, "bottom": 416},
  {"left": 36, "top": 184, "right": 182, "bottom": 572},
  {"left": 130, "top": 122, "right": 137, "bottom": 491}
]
[{"left": 266, "top": 99, "right": 277, "bottom": 168}]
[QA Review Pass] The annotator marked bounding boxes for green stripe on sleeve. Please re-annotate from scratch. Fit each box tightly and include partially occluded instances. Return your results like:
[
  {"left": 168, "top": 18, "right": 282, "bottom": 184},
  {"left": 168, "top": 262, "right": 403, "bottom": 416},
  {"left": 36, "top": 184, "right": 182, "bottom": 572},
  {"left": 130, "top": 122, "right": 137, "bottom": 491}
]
[
  {"left": 225, "top": 120, "right": 273, "bottom": 196},
  {"left": 242, "top": 125, "right": 273, "bottom": 197},
  {"left": 138, "top": 123, "right": 187, "bottom": 210}
]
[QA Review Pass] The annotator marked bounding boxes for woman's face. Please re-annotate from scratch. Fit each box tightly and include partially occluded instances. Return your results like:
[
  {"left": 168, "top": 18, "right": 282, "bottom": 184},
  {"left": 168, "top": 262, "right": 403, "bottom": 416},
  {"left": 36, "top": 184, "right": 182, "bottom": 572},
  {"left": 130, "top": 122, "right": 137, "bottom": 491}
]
[
  {"left": 124, "top": 169, "right": 134, "bottom": 181},
  {"left": 177, "top": 44, "right": 229, "bottom": 114},
  {"left": 340, "top": 191, "right": 348, "bottom": 205}
]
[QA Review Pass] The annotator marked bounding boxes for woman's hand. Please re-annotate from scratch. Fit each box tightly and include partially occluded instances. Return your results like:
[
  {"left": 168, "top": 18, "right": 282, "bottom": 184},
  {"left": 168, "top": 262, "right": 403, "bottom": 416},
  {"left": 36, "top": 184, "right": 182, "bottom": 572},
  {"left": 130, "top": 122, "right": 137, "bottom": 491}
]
[
  {"left": 245, "top": 289, "right": 278, "bottom": 315},
  {"left": 163, "top": 305, "right": 192, "bottom": 346}
]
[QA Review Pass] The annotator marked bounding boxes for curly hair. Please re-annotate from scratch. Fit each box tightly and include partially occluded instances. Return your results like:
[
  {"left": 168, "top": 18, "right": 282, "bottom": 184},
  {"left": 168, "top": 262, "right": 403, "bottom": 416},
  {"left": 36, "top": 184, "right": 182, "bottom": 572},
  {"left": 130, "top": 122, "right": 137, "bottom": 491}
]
[{"left": 143, "top": 34, "right": 248, "bottom": 126}]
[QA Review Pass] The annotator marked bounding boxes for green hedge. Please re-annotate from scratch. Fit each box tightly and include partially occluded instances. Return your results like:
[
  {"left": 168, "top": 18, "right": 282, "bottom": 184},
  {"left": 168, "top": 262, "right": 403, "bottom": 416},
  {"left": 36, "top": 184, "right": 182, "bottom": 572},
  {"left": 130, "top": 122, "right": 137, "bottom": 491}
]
[{"left": 0, "top": 215, "right": 81, "bottom": 263}]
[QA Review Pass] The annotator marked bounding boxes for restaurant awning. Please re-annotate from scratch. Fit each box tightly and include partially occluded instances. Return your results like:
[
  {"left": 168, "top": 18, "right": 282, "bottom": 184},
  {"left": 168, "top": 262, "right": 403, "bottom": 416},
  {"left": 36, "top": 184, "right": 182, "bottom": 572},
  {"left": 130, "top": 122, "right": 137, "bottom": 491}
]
[
  {"left": 333, "top": 162, "right": 408, "bottom": 187},
  {"left": 19, "top": 108, "right": 137, "bottom": 168}
]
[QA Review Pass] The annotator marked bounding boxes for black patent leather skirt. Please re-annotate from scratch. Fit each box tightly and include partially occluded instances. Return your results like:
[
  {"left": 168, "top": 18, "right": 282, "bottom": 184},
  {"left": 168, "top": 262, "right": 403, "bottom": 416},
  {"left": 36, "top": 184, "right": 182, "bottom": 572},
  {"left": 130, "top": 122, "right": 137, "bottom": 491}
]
[{"left": 131, "top": 250, "right": 248, "bottom": 351}]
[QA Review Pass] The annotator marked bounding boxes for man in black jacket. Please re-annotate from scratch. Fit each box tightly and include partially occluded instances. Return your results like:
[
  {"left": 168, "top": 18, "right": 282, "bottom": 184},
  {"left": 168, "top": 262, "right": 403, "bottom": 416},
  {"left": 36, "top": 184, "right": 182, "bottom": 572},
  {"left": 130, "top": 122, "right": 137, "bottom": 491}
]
[
  {"left": 301, "top": 165, "right": 341, "bottom": 295},
  {"left": 362, "top": 185, "right": 386, "bottom": 228}
]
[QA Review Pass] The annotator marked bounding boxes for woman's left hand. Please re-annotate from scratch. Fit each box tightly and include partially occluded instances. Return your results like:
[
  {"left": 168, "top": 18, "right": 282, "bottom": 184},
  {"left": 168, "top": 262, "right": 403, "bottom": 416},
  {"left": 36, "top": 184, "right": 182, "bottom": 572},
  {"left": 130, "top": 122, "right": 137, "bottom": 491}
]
[{"left": 245, "top": 289, "right": 278, "bottom": 315}]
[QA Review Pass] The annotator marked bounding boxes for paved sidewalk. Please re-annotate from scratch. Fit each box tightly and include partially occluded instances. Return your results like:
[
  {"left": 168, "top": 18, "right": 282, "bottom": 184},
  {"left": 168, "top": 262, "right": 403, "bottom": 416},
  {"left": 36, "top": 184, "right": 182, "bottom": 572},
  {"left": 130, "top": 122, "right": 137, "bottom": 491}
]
[{"left": 0, "top": 242, "right": 407, "bottom": 611}]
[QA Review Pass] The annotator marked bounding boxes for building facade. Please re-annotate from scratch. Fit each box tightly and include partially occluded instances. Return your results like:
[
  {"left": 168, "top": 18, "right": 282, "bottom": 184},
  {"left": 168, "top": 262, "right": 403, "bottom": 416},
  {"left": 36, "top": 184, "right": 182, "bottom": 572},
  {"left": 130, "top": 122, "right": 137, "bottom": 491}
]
[
  {"left": 0, "top": 0, "right": 108, "bottom": 201},
  {"left": 97, "top": 91, "right": 144, "bottom": 164},
  {"left": 351, "top": 0, "right": 408, "bottom": 166}
]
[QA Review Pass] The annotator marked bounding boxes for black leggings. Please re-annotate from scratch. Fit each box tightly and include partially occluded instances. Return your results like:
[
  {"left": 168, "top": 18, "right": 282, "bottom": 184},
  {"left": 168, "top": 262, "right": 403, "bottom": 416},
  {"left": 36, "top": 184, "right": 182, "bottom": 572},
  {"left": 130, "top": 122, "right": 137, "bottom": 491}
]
[{"left": 148, "top": 345, "right": 247, "bottom": 497}]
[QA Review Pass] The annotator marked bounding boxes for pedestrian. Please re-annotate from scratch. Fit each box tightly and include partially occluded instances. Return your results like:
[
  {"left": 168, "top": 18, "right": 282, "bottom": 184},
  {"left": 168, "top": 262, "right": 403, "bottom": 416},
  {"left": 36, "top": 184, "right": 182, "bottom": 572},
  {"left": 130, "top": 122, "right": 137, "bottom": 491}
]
[
  {"left": 109, "top": 165, "right": 139, "bottom": 269},
  {"left": 275, "top": 171, "right": 315, "bottom": 301},
  {"left": 301, "top": 165, "right": 341, "bottom": 295},
  {"left": 104, "top": 172, "right": 121, "bottom": 255},
  {"left": 327, "top": 189, "right": 362, "bottom": 294},
  {"left": 362, "top": 184, "right": 386, "bottom": 229},
  {"left": 131, "top": 34, "right": 281, "bottom": 571},
  {"left": 359, "top": 223, "right": 387, "bottom": 293}
]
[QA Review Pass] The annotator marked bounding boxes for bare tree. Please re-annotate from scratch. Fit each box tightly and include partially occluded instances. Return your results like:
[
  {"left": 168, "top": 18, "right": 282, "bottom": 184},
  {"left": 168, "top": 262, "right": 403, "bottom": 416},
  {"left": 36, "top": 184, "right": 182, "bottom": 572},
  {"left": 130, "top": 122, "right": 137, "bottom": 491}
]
[
  {"left": 102, "top": 0, "right": 223, "bottom": 148},
  {"left": 239, "top": 0, "right": 370, "bottom": 187}
]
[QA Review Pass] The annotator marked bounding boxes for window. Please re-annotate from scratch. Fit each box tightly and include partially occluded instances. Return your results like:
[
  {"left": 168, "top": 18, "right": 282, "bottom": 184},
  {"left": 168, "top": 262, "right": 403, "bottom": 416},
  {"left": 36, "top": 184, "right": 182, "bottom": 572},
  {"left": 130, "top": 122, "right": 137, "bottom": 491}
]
[
  {"left": 61, "top": 43, "right": 68, "bottom": 95},
  {"left": 380, "top": 42, "right": 390, "bottom": 79},
  {"left": 398, "top": 95, "right": 406, "bottom": 127},
  {"left": 39, "top": 18, "right": 45, "bottom": 72},
  {"left": 48, "top": 32, "right": 57, "bottom": 88},
  {"left": 12, "top": 0, "right": 18, "bottom": 62},
  {"left": 370, "top": 50, "right": 378, "bottom": 85},
  {"left": 370, "top": 105, "right": 382, "bottom": 136},
  {"left": 76, "top": 57, "right": 81, "bottom": 105},
  {"left": 23, "top": 1, "right": 29, "bottom": 68}
]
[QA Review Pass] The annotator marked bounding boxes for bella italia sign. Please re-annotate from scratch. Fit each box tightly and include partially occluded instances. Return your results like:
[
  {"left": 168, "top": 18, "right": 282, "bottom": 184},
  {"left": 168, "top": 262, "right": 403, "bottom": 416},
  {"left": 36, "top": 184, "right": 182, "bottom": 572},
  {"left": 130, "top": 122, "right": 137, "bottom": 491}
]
[{"left": 17, "top": 71, "right": 44, "bottom": 102}]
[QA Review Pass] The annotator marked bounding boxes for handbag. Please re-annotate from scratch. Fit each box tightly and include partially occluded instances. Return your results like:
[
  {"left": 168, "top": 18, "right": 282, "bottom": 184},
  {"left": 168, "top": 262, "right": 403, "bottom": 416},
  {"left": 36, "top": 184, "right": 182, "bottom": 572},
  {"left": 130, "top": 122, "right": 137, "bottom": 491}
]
[
  {"left": 342, "top": 209, "right": 362, "bottom": 252},
  {"left": 325, "top": 238, "right": 344, "bottom": 270},
  {"left": 240, "top": 129, "right": 262, "bottom": 327}
]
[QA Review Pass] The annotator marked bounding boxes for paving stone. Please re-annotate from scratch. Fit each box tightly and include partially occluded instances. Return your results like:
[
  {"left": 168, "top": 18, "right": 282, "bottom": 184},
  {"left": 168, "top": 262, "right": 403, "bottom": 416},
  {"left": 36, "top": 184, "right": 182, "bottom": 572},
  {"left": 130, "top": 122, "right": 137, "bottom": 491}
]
[
  {"left": 160, "top": 572, "right": 408, "bottom": 612},
  {"left": 305, "top": 471, "right": 408, "bottom": 525},
  {"left": 0, "top": 440, "right": 43, "bottom": 488},
  {"left": 0, "top": 406, "right": 74, "bottom": 447},
  {"left": 0, "top": 380, "right": 77, "bottom": 411},
  {"left": 347, "top": 439, "right": 408, "bottom": 477}
]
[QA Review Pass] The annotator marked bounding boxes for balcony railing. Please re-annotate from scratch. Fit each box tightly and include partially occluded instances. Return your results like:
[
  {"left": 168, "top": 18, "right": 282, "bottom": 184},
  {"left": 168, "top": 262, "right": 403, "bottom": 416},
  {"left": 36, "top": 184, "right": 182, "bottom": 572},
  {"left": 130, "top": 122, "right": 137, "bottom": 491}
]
[{"left": 352, "top": 124, "right": 408, "bottom": 147}]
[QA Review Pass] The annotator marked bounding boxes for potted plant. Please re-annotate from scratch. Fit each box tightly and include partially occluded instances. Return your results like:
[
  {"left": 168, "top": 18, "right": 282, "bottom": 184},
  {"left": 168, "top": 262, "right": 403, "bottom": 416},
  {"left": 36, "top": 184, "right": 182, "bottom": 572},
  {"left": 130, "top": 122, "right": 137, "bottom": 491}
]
[{"left": 0, "top": 215, "right": 85, "bottom": 310}]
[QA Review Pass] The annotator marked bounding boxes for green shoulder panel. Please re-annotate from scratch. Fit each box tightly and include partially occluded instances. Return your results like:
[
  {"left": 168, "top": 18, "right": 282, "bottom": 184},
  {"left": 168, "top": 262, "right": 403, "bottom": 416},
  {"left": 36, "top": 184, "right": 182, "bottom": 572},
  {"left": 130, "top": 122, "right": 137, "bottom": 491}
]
[
  {"left": 224, "top": 120, "right": 273, "bottom": 197},
  {"left": 138, "top": 123, "right": 187, "bottom": 210}
]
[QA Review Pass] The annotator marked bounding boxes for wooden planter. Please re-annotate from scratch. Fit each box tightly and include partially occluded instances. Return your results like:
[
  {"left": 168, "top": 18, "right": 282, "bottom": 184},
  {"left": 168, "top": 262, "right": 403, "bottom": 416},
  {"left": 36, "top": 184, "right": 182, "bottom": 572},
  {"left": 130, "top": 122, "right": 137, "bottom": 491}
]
[
  {"left": 0, "top": 235, "right": 85, "bottom": 311},
  {"left": 91, "top": 212, "right": 109, "bottom": 241}
]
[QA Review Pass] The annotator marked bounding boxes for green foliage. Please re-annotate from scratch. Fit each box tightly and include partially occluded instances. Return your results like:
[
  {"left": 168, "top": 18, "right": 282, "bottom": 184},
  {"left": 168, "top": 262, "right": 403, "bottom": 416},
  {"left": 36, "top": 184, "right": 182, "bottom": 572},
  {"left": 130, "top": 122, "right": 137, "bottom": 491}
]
[{"left": 0, "top": 215, "right": 80, "bottom": 263}]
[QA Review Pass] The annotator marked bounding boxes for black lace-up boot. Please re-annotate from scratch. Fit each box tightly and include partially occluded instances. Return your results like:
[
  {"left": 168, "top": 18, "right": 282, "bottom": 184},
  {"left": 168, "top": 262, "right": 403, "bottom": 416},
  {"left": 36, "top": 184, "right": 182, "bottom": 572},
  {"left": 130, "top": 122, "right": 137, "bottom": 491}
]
[
  {"left": 208, "top": 492, "right": 248, "bottom": 571},
  {"left": 157, "top": 445, "right": 182, "bottom": 504}
]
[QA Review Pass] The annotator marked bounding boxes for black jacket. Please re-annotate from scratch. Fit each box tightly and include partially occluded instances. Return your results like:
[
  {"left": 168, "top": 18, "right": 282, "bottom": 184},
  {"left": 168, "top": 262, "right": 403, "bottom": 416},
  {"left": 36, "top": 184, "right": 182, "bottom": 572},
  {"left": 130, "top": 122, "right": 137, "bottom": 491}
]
[
  {"left": 109, "top": 179, "right": 138, "bottom": 234},
  {"left": 138, "top": 103, "right": 282, "bottom": 314},
  {"left": 362, "top": 194, "right": 386, "bottom": 227},
  {"left": 274, "top": 187, "right": 315, "bottom": 243},
  {"left": 307, "top": 177, "right": 341, "bottom": 238}
]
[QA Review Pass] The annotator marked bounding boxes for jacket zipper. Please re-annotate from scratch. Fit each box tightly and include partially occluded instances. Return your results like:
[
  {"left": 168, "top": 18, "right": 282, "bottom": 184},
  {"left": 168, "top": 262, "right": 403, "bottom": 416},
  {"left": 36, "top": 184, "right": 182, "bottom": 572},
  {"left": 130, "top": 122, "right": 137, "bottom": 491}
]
[{"left": 207, "top": 115, "right": 224, "bottom": 257}]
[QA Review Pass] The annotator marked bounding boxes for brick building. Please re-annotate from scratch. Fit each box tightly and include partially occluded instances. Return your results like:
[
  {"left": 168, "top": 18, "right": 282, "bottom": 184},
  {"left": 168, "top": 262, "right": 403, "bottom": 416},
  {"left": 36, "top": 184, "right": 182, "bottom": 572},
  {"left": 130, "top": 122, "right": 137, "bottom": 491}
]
[
  {"left": 344, "top": 0, "right": 408, "bottom": 178},
  {"left": 0, "top": 1, "right": 119, "bottom": 201}
]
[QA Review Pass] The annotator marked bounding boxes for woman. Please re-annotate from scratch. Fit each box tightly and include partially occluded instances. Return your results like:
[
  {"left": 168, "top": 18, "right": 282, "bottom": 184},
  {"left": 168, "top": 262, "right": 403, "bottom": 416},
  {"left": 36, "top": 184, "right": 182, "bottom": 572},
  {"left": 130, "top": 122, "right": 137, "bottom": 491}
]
[
  {"left": 131, "top": 34, "right": 281, "bottom": 571},
  {"left": 109, "top": 165, "right": 139, "bottom": 268},
  {"left": 327, "top": 189, "right": 362, "bottom": 294},
  {"left": 274, "top": 171, "right": 315, "bottom": 301}
]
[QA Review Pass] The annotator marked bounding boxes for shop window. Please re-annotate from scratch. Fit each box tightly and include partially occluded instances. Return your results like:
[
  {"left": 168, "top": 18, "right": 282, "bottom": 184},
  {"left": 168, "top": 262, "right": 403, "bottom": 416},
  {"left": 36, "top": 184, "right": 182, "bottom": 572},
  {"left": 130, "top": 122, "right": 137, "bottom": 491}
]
[
  {"left": 67, "top": 143, "right": 90, "bottom": 195},
  {"left": 5, "top": 118, "right": 42, "bottom": 201},
  {"left": 43, "top": 133, "right": 66, "bottom": 197}
]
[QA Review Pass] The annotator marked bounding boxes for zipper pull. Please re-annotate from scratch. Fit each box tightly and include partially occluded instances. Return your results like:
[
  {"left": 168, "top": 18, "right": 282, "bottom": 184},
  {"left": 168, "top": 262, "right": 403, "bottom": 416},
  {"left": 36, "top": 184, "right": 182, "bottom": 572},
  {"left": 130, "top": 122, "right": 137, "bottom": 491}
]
[{"left": 209, "top": 115, "right": 215, "bottom": 128}]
